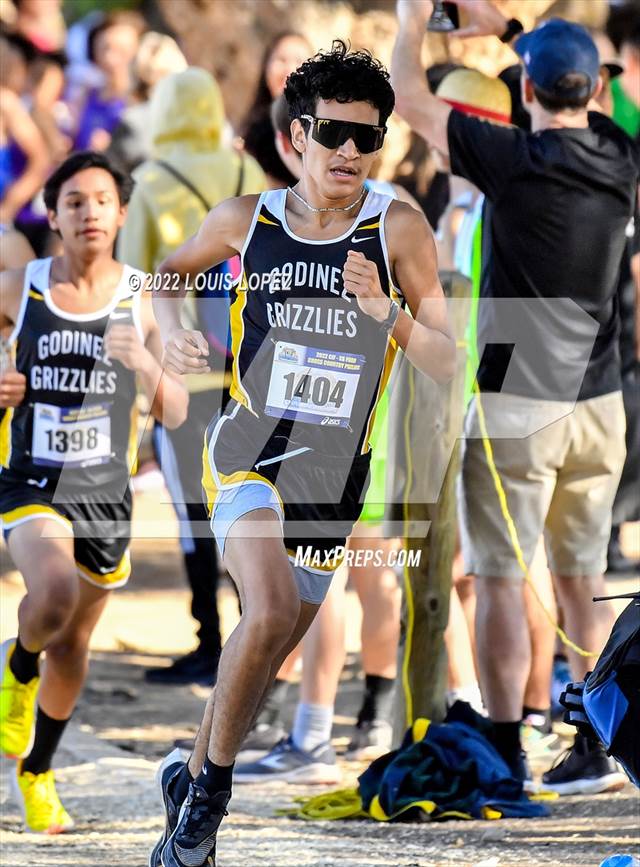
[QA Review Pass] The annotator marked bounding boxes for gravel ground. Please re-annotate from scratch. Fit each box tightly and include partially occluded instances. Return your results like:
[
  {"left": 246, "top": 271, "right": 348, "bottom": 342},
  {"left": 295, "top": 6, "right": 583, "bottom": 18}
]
[{"left": 1, "top": 519, "right": 639, "bottom": 867}]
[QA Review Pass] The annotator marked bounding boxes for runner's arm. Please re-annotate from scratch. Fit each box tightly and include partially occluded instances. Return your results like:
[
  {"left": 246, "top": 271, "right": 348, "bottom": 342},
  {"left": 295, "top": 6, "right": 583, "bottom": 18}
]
[
  {"left": 153, "top": 196, "right": 257, "bottom": 373},
  {"left": 387, "top": 202, "right": 456, "bottom": 383},
  {"left": 0, "top": 268, "right": 28, "bottom": 407},
  {"left": 140, "top": 294, "right": 189, "bottom": 429},
  {"left": 0, "top": 268, "right": 26, "bottom": 331}
]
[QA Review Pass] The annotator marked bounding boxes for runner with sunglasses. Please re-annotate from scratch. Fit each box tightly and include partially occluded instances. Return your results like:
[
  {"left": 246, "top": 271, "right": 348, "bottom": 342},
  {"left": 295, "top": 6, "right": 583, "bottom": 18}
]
[{"left": 150, "top": 40, "right": 455, "bottom": 867}]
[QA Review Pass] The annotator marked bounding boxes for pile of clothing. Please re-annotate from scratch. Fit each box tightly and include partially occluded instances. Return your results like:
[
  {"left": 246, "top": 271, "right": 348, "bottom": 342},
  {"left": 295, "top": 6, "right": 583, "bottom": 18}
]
[{"left": 282, "top": 703, "right": 548, "bottom": 822}]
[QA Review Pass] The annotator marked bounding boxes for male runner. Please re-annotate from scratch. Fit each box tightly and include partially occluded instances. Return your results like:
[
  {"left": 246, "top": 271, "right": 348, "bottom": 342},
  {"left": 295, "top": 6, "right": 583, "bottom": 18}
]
[
  {"left": 0, "top": 150, "right": 188, "bottom": 833},
  {"left": 152, "top": 41, "right": 455, "bottom": 867}
]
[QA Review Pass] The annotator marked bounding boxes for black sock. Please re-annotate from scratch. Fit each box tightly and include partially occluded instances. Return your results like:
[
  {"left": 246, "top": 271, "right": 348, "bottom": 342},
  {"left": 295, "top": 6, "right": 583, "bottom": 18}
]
[
  {"left": 194, "top": 755, "right": 233, "bottom": 796},
  {"left": 169, "top": 763, "right": 193, "bottom": 806},
  {"left": 492, "top": 720, "right": 522, "bottom": 769},
  {"left": 522, "top": 705, "right": 551, "bottom": 734},
  {"left": 9, "top": 637, "right": 40, "bottom": 684},
  {"left": 256, "top": 678, "right": 289, "bottom": 727},
  {"left": 357, "top": 674, "right": 396, "bottom": 725},
  {"left": 21, "top": 706, "right": 70, "bottom": 776}
]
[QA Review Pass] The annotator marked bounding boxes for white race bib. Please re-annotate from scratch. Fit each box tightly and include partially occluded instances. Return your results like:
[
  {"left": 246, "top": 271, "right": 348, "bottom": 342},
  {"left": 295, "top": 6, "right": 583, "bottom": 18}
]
[
  {"left": 32, "top": 402, "right": 111, "bottom": 468},
  {"left": 265, "top": 341, "right": 365, "bottom": 428}
]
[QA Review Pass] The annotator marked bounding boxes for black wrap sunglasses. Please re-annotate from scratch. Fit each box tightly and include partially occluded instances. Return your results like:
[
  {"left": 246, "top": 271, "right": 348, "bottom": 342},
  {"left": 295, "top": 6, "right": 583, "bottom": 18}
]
[{"left": 301, "top": 114, "right": 387, "bottom": 154}]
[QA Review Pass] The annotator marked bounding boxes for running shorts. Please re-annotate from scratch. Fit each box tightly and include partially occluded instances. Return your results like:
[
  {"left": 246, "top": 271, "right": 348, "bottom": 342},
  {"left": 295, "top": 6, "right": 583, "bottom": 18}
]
[
  {"left": 0, "top": 474, "right": 132, "bottom": 589},
  {"left": 202, "top": 402, "right": 371, "bottom": 604}
]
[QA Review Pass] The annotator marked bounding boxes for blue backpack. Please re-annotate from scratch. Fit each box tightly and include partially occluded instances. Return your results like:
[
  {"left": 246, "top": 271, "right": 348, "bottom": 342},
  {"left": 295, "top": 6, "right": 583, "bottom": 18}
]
[{"left": 561, "top": 595, "right": 640, "bottom": 788}]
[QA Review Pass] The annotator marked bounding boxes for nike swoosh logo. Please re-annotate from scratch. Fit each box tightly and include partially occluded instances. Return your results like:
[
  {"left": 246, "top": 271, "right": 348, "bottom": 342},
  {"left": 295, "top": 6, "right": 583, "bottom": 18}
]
[
  {"left": 351, "top": 236, "right": 375, "bottom": 244},
  {"left": 110, "top": 312, "right": 131, "bottom": 320},
  {"left": 27, "top": 478, "right": 48, "bottom": 488}
]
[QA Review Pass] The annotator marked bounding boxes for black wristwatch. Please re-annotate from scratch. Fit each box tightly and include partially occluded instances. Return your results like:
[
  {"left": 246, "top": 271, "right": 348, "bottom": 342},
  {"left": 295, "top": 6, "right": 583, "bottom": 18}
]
[
  {"left": 499, "top": 18, "right": 524, "bottom": 44},
  {"left": 379, "top": 299, "right": 400, "bottom": 334}
]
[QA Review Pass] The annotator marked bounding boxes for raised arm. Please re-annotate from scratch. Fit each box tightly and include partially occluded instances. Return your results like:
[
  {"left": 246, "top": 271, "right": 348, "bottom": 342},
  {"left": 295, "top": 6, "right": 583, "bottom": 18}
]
[
  {"left": 153, "top": 195, "right": 258, "bottom": 375},
  {"left": 392, "top": 0, "right": 452, "bottom": 157}
]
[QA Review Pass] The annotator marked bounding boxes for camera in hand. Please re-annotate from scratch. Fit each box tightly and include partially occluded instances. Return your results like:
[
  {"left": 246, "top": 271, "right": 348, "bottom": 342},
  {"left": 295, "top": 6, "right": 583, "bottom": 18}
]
[{"left": 427, "top": 1, "right": 459, "bottom": 32}]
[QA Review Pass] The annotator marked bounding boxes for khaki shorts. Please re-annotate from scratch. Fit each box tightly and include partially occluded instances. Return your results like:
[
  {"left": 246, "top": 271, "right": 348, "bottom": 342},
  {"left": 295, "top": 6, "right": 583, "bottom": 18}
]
[{"left": 459, "top": 391, "right": 626, "bottom": 579}]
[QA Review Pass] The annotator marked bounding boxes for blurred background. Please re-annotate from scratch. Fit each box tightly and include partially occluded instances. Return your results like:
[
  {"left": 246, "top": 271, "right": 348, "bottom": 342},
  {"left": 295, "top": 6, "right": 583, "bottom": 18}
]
[{"left": 0, "top": 0, "right": 640, "bottom": 244}]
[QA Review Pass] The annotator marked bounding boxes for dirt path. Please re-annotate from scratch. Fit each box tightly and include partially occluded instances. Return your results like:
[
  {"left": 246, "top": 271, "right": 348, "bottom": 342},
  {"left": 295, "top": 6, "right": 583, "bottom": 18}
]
[
  {"left": 1, "top": 716, "right": 638, "bottom": 867},
  {"left": 1, "top": 509, "right": 639, "bottom": 867}
]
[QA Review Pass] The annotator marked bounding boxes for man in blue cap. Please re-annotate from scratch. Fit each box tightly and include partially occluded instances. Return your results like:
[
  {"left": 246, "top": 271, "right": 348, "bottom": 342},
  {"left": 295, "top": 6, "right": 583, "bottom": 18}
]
[{"left": 392, "top": 0, "right": 638, "bottom": 795}]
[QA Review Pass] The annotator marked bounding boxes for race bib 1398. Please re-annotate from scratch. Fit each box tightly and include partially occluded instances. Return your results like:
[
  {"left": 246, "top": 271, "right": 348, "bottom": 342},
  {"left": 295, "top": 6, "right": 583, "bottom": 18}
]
[{"left": 32, "top": 402, "right": 111, "bottom": 468}]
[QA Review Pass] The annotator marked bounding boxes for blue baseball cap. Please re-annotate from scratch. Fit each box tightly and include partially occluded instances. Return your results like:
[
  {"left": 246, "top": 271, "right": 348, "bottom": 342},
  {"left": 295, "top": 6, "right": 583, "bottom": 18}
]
[{"left": 515, "top": 19, "right": 600, "bottom": 97}]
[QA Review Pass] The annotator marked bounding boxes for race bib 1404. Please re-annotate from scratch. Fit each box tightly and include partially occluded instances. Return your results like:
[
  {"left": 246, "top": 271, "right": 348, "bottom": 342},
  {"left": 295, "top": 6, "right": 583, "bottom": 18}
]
[
  {"left": 32, "top": 402, "right": 111, "bottom": 468},
  {"left": 265, "top": 341, "right": 365, "bottom": 428}
]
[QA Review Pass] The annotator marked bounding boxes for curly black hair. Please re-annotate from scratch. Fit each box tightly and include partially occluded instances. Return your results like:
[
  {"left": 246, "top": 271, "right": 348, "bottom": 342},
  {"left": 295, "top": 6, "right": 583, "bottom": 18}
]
[{"left": 284, "top": 39, "right": 395, "bottom": 126}]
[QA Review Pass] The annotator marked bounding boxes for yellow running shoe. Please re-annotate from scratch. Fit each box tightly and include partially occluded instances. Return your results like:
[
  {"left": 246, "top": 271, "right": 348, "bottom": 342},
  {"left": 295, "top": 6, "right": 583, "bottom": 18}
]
[
  {"left": 13, "top": 762, "right": 74, "bottom": 834},
  {"left": 0, "top": 638, "right": 39, "bottom": 758}
]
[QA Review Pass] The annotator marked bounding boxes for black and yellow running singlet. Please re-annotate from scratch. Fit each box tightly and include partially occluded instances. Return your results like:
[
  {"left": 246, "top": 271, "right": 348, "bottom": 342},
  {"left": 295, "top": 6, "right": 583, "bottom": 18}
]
[
  {"left": 226, "top": 187, "right": 401, "bottom": 458},
  {"left": 0, "top": 258, "right": 143, "bottom": 493}
]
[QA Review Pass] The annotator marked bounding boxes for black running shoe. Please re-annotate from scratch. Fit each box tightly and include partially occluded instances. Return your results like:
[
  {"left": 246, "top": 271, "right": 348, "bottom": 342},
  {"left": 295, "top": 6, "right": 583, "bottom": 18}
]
[
  {"left": 542, "top": 734, "right": 627, "bottom": 795},
  {"left": 345, "top": 719, "right": 392, "bottom": 761},
  {"left": 149, "top": 749, "right": 185, "bottom": 867},
  {"left": 161, "top": 783, "right": 229, "bottom": 867},
  {"left": 145, "top": 649, "right": 219, "bottom": 687}
]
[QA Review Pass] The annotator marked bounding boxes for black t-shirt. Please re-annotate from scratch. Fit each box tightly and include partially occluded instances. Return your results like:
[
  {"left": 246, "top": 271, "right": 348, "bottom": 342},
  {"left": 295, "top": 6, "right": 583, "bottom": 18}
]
[
  {"left": 617, "top": 206, "right": 639, "bottom": 377},
  {"left": 448, "top": 110, "right": 639, "bottom": 401}
]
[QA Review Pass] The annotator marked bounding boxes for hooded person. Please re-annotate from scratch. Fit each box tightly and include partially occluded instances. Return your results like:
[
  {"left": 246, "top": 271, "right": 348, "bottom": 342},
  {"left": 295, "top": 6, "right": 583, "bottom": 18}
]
[
  {"left": 118, "top": 67, "right": 266, "bottom": 688},
  {"left": 119, "top": 66, "right": 265, "bottom": 272}
]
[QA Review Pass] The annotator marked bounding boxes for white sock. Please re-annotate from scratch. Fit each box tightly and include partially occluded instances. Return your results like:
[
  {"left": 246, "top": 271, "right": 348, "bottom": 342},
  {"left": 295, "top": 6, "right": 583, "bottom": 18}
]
[
  {"left": 446, "top": 683, "right": 486, "bottom": 715},
  {"left": 292, "top": 702, "right": 334, "bottom": 753}
]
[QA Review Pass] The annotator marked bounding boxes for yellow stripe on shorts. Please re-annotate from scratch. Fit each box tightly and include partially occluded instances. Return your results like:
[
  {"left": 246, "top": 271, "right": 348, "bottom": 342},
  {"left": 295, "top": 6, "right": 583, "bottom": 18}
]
[
  {"left": 76, "top": 550, "right": 131, "bottom": 589},
  {"left": 1, "top": 504, "right": 72, "bottom": 530}
]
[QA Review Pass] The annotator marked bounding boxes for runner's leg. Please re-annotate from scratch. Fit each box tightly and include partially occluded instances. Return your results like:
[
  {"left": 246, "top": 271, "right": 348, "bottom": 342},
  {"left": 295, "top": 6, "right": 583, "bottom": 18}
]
[
  {"left": 188, "top": 583, "right": 319, "bottom": 777},
  {"left": 37, "top": 579, "right": 110, "bottom": 720},
  {"left": 8, "top": 519, "right": 78, "bottom": 655},
  {"left": 206, "top": 509, "right": 305, "bottom": 766},
  {"left": 22, "top": 579, "right": 109, "bottom": 775}
]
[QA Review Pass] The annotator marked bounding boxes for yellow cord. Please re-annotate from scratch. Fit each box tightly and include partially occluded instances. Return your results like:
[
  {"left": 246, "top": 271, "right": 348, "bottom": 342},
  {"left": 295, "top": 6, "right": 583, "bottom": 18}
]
[
  {"left": 401, "top": 362, "right": 417, "bottom": 726},
  {"left": 472, "top": 383, "right": 596, "bottom": 658}
]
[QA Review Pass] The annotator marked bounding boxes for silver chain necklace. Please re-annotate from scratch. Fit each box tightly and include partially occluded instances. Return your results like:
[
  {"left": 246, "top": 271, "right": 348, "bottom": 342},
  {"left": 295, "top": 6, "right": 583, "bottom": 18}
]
[{"left": 287, "top": 185, "right": 367, "bottom": 213}]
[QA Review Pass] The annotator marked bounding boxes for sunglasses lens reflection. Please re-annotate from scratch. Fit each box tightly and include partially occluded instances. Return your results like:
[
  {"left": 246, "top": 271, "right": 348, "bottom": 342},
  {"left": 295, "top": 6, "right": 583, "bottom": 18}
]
[{"left": 309, "top": 119, "right": 385, "bottom": 153}]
